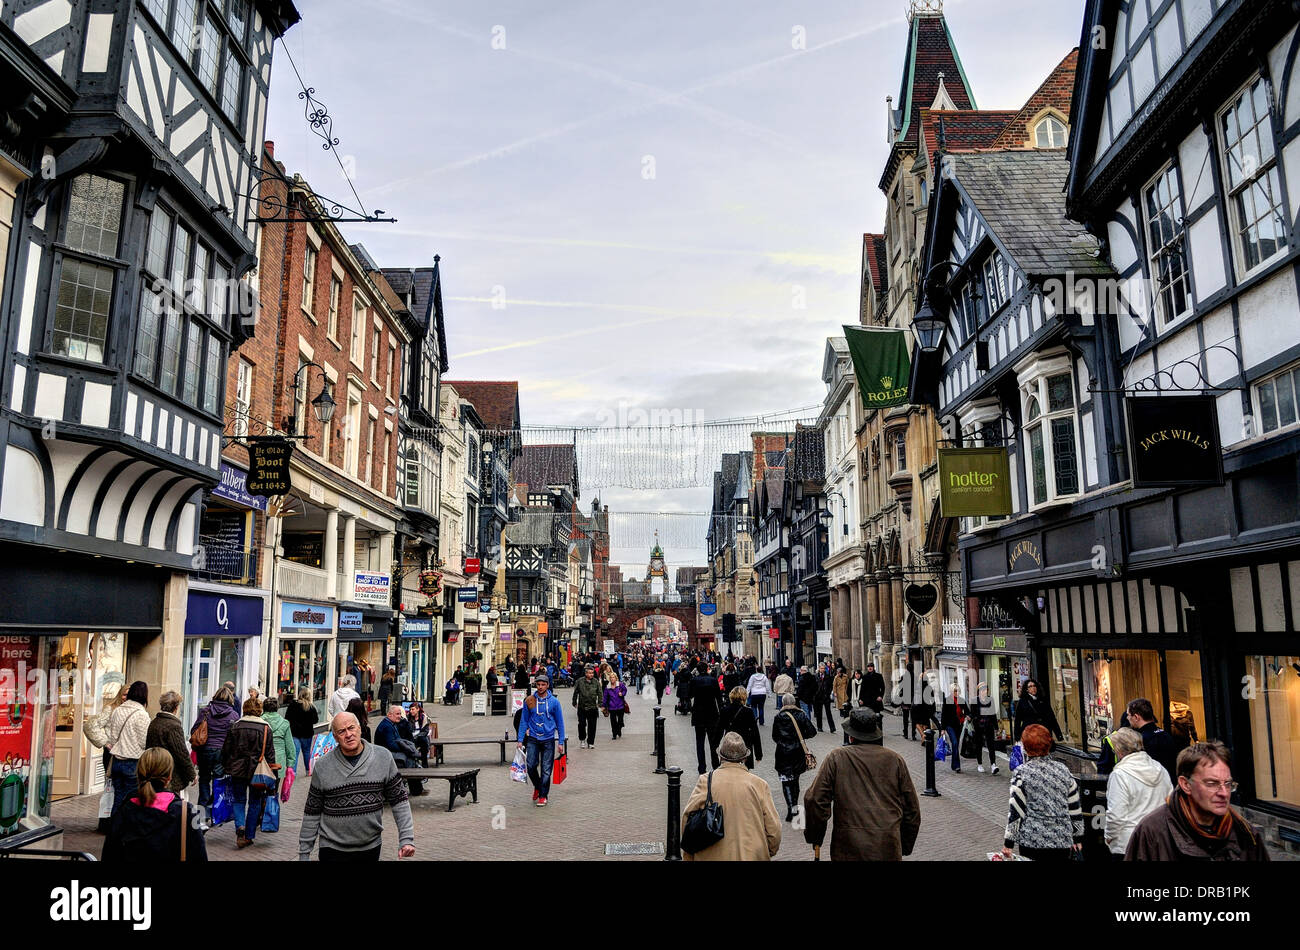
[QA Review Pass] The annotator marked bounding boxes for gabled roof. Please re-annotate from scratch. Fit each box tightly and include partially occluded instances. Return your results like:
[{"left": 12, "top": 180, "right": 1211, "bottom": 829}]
[
  {"left": 882, "top": 12, "right": 976, "bottom": 190},
  {"left": 790, "top": 425, "right": 825, "bottom": 486},
  {"left": 381, "top": 257, "right": 449, "bottom": 372},
  {"left": 920, "top": 108, "right": 1018, "bottom": 158},
  {"left": 763, "top": 470, "right": 786, "bottom": 511},
  {"left": 863, "top": 233, "right": 888, "bottom": 295},
  {"left": 506, "top": 508, "right": 555, "bottom": 547},
  {"left": 986, "top": 49, "right": 1078, "bottom": 150},
  {"left": 720, "top": 453, "right": 741, "bottom": 510},
  {"left": 511, "top": 444, "right": 578, "bottom": 495},
  {"left": 734, "top": 452, "right": 752, "bottom": 501},
  {"left": 442, "top": 380, "right": 520, "bottom": 431},
  {"left": 945, "top": 150, "right": 1109, "bottom": 278}
]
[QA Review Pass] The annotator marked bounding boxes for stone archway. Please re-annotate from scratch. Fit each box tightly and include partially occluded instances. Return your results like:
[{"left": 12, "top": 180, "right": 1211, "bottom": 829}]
[{"left": 605, "top": 604, "right": 697, "bottom": 650}]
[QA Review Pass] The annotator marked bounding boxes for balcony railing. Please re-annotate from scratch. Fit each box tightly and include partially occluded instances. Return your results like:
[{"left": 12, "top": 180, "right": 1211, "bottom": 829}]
[
  {"left": 278, "top": 560, "right": 333, "bottom": 602},
  {"left": 941, "top": 618, "right": 969, "bottom": 653},
  {"left": 193, "top": 536, "right": 256, "bottom": 586}
]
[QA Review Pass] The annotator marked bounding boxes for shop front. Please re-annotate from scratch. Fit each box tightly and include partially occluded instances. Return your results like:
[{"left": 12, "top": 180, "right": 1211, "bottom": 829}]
[
  {"left": 398, "top": 617, "right": 433, "bottom": 701},
  {"left": 0, "top": 550, "right": 176, "bottom": 849},
  {"left": 274, "top": 601, "right": 335, "bottom": 724},
  {"left": 337, "top": 609, "right": 387, "bottom": 708},
  {"left": 182, "top": 591, "right": 264, "bottom": 730},
  {"left": 970, "top": 630, "right": 1029, "bottom": 743}
]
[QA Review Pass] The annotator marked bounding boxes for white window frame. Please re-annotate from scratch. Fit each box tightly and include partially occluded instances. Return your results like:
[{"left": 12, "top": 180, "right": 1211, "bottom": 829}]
[
  {"left": 370, "top": 322, "right": 382, "bottom": 384},
  {"left": 381, "top": 423, "right": 393, "bottom": 497},
  {"left": 343, "top": 389, "right": 362, "bottom": 476},
  {"left": 385, "top": 342, "right": 396, "bottom": 400},
  {"left": 1142, "top": 162, "right": 1192, "bottom": 329},
  {"left": 1252, "top": 361, "right": 1300, "bottom": 437},
  {"left": 327, "top": 276, "right": 341, "bottom": 342},
  {"left": 1034, "top": 115, "right": 1067, "bottom": 148},
  {"left": 233, "top": 357, "right": 253, "bottom": 438},
  {"left": 1016, "top": 350, "right": 1082, "bottom": 512},
  {"left": 350, "top": 295, "right": 367, "bottom": 368},
  {"left": 294, "top": 353, "right": 309, "bottom": 437},
  {"left": 982, "top": 250, "right": 1009, "bottom": 314},
  {"left": 1216, "top": 74, "right": 1288, "bottom": 279},
  {"left": 302, "top": 244, "right": 317, "bottom": 318}
]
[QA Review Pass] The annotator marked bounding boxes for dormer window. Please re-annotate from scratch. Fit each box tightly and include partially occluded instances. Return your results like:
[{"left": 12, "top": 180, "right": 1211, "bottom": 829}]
[
  {"left": 1034, "top": 115, "right": 1067, "bottom": 148},
  {"left": 982, "top": 251, "right": 1009, "bottom": 314}
]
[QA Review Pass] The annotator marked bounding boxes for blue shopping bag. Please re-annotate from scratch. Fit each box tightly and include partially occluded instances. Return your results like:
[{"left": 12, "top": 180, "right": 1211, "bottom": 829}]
[
  {"left": 211, "top": 776, "right": 233, "bottom": 826},
  {"left": 261, "top": 792, "right": 280, "bottom": 832},
  {"left": 1008, "top": 742, "right": 1025, "bottom": 771},
  {"left": 309, "top": 731, "right": 338, "bottom": 772},
  {"left": 934, "top": 732, "right": 949, "bottom": 761}
]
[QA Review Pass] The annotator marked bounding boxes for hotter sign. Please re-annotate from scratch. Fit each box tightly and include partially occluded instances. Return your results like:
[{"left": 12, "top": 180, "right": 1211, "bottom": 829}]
[{"left": 938, "top": 447, "right": 1013, "bottom": 517}]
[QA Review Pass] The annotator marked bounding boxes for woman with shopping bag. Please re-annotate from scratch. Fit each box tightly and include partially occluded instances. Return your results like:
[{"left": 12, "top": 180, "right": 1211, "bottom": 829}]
[
  {"left": 220, "top": 697, "right": 278, "bottom": 849},
  {"left": 940, "top": 684, "right": 969, "bottom": 775}
]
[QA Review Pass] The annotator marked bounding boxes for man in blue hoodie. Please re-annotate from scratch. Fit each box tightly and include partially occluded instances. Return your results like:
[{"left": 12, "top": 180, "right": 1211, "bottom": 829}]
[{"left": 516, "top": 671, "right": 566, "bottom": 806}]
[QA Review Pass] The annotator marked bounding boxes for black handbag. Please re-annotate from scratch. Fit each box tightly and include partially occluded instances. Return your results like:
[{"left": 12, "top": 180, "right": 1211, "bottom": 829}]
[{"left": 681, "top": 771, "right": 725, "bottom": 855}]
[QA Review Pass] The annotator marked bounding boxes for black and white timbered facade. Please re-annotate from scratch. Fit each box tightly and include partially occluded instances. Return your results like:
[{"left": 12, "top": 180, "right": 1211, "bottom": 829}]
[
  {"left": 0, "top": 0, "right": 297, "bottom": 849},
  {"left": 914, "top": 0, "right": 1300, "bottom": 853}
]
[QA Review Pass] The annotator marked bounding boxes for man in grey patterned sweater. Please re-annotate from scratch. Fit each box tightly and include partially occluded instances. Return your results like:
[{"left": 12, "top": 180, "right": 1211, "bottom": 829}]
[{"left": 299, "top": 712, "right": 416, "bottom": 861}]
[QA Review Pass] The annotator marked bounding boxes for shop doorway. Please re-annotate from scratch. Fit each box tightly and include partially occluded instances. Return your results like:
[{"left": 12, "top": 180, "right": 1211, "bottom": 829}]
[
  {"left": 182, "top": 638, "right": 248, "bottom": 730},
  {"left": 51, "top": 632, "right": 127, "bottom": 799}
]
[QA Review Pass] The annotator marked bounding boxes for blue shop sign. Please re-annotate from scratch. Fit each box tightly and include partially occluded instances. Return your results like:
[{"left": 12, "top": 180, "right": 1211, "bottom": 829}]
[
  {"left": 212, "top": 462, "right": 268, "bottom": 511},
  {"left": 457, "top": 586, "right": 479, "bottom": 603},
  {"left": 185, "top": 592, "right": 263, "bottom": 638},
  {"left": 279, "top": 601, "right": 334, "bottom": 632},
  {"left": 699, "top": 603, "right": 717, "bottom": 616},
  {"left": 339, "top": 610, "right": 363, "bottom": 632},
  {"left": 403, "top": 618, "right": 433, "bottom": 638}
]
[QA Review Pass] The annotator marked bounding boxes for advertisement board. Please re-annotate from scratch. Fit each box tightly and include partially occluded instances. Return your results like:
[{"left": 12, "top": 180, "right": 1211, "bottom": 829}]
[
  {"left": 353, "top": 572, "right": 391, "bottom": 606},
  {"left": 938, "top": 447, "right": 1013, "bottom": 517}
]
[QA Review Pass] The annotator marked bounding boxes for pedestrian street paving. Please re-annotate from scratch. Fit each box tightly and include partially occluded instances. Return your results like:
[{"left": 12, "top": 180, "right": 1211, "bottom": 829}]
[{"left": 53, "top": 690, "right": 1009, "bottom": 861}]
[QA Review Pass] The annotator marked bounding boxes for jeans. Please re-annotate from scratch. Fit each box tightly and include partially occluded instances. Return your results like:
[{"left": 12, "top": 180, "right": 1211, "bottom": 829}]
[
  {"left": 577, "top": 708, "right": 598, "bottom": 745},
  {"left": 945, "top": 726, "right": 962, "bottom": 771},
  {"left": 294, "top": 737, "right": 314, "bottom": 773},
  {"left": 319, "top": 845, "right": 382, "bottom": 862},
  {"left": 901, "top": 706, "right": 911, "bottom": 737},
  {"left": 110, "top": 756, "right": 138, "bottom": 815},
  {"left": 799, "top": 700, "right": 814, "bottom": 721},
  {"left": 694, "top": 725, "right": 719, "bottom": 774},
  {"left": 196, "top": 746, "right": 224, "bottom": 808},
  {"left": 609, "top": 709, "right": 625, "bottom": 739},
  {"left": 749, "top": 695, "right": 767, "bottom": 725},
  {"left": 231, "top": 778, "right": 268, "bottom": 839},
  {"left": 525, "top": 737, "right": 556, "bottom": 798}
]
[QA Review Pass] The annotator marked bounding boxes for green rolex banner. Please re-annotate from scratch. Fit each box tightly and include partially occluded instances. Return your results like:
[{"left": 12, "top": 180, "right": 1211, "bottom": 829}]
[{"left": 843, "top": 325, "right": 911, "bottom": 410}]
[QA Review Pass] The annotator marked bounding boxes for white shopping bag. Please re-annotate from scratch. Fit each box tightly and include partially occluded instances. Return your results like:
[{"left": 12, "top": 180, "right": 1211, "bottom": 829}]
[
  {"left": 98, "top": 789, "right": 114, "bottom": 819},
  {"left": 510, "top": 746, "right": 529, "bottom": 784}
]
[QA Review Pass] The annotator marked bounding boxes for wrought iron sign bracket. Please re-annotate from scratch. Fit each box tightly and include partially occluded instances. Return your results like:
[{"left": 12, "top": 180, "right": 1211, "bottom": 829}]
[{"left": 1089, "top": 343, "right": 1245, "bottom": 395}]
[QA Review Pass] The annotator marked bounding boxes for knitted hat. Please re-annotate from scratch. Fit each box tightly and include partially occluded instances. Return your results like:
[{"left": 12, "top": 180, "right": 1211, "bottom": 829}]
[
  {"left": 1021, "top": 723, "right": 1053, "bottom": 757},
  {"left": 716, "top": 731, "right": 750, "bottom": 763}
]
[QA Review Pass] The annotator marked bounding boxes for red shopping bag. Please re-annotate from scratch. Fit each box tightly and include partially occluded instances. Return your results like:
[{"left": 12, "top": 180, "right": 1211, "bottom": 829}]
[
  {"left": 280, "top": 766, "right": 295, "bottom": 802},
  {"left": 552, "top": 753, "right": 568, "bottom": 785}
]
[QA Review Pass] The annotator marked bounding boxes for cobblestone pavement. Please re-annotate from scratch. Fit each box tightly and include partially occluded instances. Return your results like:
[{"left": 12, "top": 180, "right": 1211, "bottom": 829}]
[{"left": 53, "top": 691, "right": 1010, "bottom": 861}]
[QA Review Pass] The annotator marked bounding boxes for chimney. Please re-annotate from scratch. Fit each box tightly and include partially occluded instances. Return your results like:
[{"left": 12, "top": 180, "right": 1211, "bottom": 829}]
[{"left": 264, "top": 140, "right": 275, "bottom": 158}]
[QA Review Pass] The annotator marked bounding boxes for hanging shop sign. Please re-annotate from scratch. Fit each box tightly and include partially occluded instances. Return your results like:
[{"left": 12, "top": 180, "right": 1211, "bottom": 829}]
[
  {"left": 402, "top": 618, "right": 432, "bottom": 638},
  {"left": 213, "top": 462, "right": 269, "bottom": 511},
  {"left": 338, "top": 610, "right": 363, "bottom": 632},
  {"left": 279, "top": 602, "right": 334, "bottom": 633},
  {"left": 537, "top": 622, "right": 549, "bottom": 634},
  {"left": 465, "top": 558, "right": 481, "bottom": 574},
  {"left": 245, "top": 437, "right": 293, "bottom": 496},
  {"left": 904, "top": 583, "right": 939, "bottom": 617},
  {"left": 699, "top": 602, "right": 717, "bottom": 616},
  {"left": 457, "top": 586, "right": 479, "bottom": 603},
  {"left": 418, "top": 571, "right": 442, "bottom": 596},
  {"left": 185, "top": 592, "right": 263, "bottom": 638},
  {"left": 1126, "top": 395, "right": 1224, "bottom": 488},
  {"left": 843, "top": 325, "right": 912, "bottom": 409},
  {"left": 938, "top": 447, "right": 1013, "bottom": 517},
  {"left": 353, "top": 572, "right": 391, "bottom": 606}
]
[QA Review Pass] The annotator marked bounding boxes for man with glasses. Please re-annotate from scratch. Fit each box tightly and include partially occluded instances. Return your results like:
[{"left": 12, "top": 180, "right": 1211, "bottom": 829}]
[{"left": 1125, "top": 741, "right": 1269, "bottom": 861}]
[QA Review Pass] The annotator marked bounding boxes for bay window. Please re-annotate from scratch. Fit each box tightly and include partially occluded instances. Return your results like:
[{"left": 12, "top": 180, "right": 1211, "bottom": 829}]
[
  {"left": 1218, "top": 76, "right": 1287, "bottom": 274},
  {"left": 134, "top": 203, "right": 230, "bottom": 416},
  {"left": 145, "top": 0, "right": 251, "bottom": 124},
  {"left": 52, "top": 174, "right": 125, "bottom": 364},
  {"left": 1017, "top": 351, "right": 1080, "bottom": 509}
]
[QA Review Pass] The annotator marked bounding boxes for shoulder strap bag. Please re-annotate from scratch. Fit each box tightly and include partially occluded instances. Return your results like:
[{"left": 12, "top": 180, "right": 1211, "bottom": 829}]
[
  {"left": 681, "top": 770, "right": 725, "bottom": 855},
  {"left": 190, "top": 712, "right": 208, "bottom": 748},
  {"left": 785, "top": 709, "right": 816, "bottom": 771},
  {"left": 251, "top": 726, "right": 277, "bottom": 789},
  {"left": 179, "top": 795, "right": 188, "bottom": 862}
]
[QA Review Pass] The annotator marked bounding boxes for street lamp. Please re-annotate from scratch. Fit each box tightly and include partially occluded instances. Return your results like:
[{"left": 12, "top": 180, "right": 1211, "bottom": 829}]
[
  {"left": 286, "top": 361, "right": 336, "bottom": 434},
  {"left": 910, "top": 261, "right": 977, "bottom": 355}
]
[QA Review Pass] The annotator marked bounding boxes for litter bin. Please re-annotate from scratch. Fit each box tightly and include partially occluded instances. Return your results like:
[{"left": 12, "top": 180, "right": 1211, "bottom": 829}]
[{"left": 490, "top": 687, "right": 508, "bottom": 716}]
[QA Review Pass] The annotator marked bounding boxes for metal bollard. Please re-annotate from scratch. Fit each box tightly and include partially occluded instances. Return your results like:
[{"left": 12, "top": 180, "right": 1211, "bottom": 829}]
[
  {"left": 665, "top": 766, "right": 683, "bottom": 861},
  {"left": 922, "top": 728, "right": 941, "bottom": 797},
  {"left": 651, "top": 705, "right": 661, "bottom": 754},
  {"left": 654, "top": 716, "right": 667, "bottom": 774}
]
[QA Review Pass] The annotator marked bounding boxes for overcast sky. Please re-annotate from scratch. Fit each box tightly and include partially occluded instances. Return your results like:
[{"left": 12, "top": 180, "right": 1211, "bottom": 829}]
[{"left": 266, "top": 0, "right": 1083, "bottom": 573}]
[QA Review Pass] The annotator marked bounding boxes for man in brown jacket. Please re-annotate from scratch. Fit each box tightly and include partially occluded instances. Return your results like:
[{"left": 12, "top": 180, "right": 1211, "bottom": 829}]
[
  {"left": 803, "top": 709, "right": 921, "bottom": 860},
  {"left": 145, "top": 690, "right": 196, "bottom": 793},
  {"left": 682, "top": 732, "right": 782, "bottom": 861}
]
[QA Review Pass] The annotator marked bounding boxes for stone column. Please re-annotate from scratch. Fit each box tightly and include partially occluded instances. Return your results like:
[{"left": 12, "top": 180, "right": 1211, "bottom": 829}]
[
  {"left": 865, "top": 579, "right": 879, "bottom": 658},
  {"left": 848, "top": 581, "right": 863, "bottom": 668},
  {"left": 890, "top": 569, "right": 906, "bottom": 648},
  {"left": 876, "top": 572, "right": 893, "bottom": 647},
  {"left": 341, "top": 514, "right": 356, "bottom": 601},
  {"left": 323, "top": 508, "right": 339, "bottom": 585}
]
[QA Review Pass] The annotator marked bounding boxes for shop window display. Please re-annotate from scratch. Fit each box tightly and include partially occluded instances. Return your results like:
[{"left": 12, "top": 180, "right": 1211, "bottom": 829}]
[
  {"left": 1246, "top": 655, "right": 1300, "bottom": 809},
  {"left": 277, "top": 639, "right": 329, "bottom": 722},
  {"left": 1165, "top": 651, "right": 1204, "bottom": 747},
  {"left": 1048, "top": 649, "right": 1083, "bottom": 747},
  {"left": 1081, "top": 650, "right": 1162, "bottom": 752},
  {"left": 0, "top": 636, "right": 55, "bottom": 840}
]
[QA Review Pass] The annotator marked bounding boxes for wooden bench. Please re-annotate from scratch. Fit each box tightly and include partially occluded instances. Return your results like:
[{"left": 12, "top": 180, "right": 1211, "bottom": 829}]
[
  {"left": 398, "top": 768, "right": 481, "bottom": 812},
  {"left": 430, "top": 732, "right": 514, "bottom": 765}
]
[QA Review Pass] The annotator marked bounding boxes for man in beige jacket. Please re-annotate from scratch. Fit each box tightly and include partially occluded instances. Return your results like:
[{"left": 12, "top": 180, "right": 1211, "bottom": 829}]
[{"left": 682, "top": 732, "right": 782, "bottom": 861}]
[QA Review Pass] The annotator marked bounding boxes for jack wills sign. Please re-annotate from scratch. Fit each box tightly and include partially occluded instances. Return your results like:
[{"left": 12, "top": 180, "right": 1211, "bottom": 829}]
[
  {"left": 1126, "top": 396, "right": 1223, "bottom": 488},
  {"left": 938, "top": 448, "right": 1013, "bottom": 517}
]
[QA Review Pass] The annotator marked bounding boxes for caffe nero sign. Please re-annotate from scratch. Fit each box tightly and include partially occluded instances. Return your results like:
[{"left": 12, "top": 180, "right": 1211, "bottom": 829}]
[
  {"left": 1126, "top": 396, "right": 1224, "bottom": 488},
  {"left": 938, "top": 448, "right": 1013, "bottom": 517}
]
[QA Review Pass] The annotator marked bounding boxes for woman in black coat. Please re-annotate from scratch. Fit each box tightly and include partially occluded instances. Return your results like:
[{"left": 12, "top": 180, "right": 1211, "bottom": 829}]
[
  {"left": 103, "top": 748, "right": 207, "bottom": 862},
  {"left": 712, "top": 686, "right": 762, "bottom": 769},
  {"left": 345, "top": 697, "right": 371, "bottom": 742},
  {"left": 939, "top": 684, "right": 970, "bottom": 774},
  {"left": 1012, "top": 679, "right": 1063, "bottom": 741},
  {"left": 771, "top": 694, "right": 818, "bottom": 822}
]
